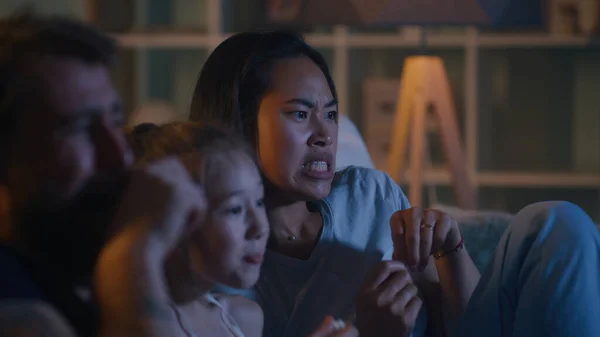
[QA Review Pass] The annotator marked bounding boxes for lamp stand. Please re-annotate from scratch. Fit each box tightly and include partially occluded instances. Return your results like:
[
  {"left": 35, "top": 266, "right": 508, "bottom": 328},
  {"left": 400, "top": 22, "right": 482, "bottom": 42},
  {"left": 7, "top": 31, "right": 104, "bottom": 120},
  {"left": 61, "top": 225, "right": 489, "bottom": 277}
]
[{"left": 386, "top": 55, "right": 476, "bottom": 209}]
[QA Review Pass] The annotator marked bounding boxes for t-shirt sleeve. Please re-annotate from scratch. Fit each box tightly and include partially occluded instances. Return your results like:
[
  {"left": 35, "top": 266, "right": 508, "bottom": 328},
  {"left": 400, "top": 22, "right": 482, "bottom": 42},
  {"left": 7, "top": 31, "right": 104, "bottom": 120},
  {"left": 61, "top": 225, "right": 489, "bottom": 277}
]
[
  {"left": 382, "top": 177, "right": 411, "bottom": 260},
  {"left": 392, "top": 180, "right": 411, "bottom": 211}
]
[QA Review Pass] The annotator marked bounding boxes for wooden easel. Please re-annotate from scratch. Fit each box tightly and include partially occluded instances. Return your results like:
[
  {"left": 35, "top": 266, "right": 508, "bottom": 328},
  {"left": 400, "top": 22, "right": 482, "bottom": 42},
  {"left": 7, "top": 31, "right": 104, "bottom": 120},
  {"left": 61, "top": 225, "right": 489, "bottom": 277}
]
[{"left": 386, "top": 56, "right": 476, "bottom": 210}]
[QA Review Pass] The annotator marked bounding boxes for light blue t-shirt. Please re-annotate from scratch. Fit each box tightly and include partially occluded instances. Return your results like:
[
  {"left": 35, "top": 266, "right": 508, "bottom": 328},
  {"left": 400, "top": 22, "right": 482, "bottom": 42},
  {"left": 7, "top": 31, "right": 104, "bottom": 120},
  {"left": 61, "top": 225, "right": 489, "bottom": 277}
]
[{"left": 217, "top": 166, "right": 427, "bottom": 337}]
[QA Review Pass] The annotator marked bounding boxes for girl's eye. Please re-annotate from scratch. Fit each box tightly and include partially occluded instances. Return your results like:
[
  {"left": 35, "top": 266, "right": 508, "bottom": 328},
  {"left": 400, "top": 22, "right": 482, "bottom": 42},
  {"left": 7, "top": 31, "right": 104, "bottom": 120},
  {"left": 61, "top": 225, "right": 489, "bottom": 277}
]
[
  {"left": 226, "top": 206, "right": 243, "bottom": 215},
  {"left": 256, "top": 198, "right": 265, "bottom": 208}
]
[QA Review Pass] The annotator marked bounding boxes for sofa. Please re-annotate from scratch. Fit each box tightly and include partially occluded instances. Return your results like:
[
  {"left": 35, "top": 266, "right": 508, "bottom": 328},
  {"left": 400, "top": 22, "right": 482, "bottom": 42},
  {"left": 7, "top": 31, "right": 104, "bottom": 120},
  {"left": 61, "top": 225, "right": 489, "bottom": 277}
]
[{"left": 337, "top": 115, "right": 599, "bottom": 273}]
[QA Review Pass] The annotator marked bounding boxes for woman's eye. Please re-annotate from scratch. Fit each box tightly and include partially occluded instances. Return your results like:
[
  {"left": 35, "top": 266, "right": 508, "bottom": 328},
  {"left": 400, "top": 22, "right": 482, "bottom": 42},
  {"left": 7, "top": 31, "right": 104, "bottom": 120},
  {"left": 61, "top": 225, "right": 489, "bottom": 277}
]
[
  {"left": 256, "top": 198, "right": 265, "bottom": 208},
  {"left": 292, "top": 111, "right": 308, "bottom": 120},
  {"left": 326, "top": 111, "right": 338, "bottom": 120}
]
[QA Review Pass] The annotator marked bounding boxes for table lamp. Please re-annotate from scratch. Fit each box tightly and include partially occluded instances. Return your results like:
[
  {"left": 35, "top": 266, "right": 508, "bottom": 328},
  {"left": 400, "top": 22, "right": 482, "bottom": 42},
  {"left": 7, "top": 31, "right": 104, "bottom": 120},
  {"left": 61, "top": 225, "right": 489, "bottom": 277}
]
[{"left": 267, "top": 0, "right": 543, "bottom": 209}]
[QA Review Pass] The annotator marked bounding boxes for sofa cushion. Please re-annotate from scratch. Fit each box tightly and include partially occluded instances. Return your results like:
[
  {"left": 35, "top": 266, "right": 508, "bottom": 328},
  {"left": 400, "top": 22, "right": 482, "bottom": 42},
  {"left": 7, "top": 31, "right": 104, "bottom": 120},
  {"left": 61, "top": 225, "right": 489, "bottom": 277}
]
[
  {"left": 431, "top": 204, "right": 513, "bottom": 272},
  {"left": 432, "top": 204, "right": 600, "bottom": 273},
  {"left": 336, "top": 115, "right": 374, "bottom": 171}
]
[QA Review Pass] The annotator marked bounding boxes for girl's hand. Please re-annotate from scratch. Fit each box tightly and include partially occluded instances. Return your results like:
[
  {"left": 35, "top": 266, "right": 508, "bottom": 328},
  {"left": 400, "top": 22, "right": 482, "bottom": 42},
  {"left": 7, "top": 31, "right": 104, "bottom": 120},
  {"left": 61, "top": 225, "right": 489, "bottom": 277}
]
[{"left": 109, "top": 156, "right": 206, "bottom": 258}]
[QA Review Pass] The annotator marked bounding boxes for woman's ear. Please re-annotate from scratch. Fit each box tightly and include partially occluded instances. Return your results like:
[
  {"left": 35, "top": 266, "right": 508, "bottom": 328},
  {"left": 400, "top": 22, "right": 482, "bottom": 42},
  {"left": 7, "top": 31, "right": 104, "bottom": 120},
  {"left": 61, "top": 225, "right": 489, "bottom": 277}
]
[{"left": 0, "top": 185, "right": 13, "bottom": 240}]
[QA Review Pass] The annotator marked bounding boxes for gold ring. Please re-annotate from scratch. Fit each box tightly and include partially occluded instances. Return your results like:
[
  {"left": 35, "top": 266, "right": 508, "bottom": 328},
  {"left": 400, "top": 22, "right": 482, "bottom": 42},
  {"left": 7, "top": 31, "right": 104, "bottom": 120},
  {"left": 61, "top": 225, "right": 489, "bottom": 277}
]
[{"left": 420, "top": 224, "right": 435, "bottom": 230}]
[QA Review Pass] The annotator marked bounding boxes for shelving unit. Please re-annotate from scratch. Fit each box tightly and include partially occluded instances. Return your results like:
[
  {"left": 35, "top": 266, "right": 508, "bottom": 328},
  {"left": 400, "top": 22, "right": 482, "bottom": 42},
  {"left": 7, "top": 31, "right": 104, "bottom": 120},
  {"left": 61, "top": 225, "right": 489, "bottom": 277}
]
[
  {"left": 399, "top": 169, "right": 600, "bottom": 187},
  {"left": 114, "top": 31, "right": 600, "bottom": 48},
  {"left": 1, "top": 0, "right": 598, "bottom": 219}
]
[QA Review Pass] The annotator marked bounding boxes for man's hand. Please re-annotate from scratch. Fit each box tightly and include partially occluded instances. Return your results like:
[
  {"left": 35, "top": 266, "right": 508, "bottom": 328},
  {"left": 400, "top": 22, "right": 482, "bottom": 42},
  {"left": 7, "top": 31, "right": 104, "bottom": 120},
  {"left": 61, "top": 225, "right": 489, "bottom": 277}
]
[{"left": 356, "top": 261, "right": 422, "bottom": 337}]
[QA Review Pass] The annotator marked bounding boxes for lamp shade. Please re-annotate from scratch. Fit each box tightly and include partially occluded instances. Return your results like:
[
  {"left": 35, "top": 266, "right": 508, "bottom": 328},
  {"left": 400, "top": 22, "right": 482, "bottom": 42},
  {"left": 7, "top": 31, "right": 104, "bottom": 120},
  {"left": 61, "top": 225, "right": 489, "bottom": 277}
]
[{"left": 266, "top": 0, "right": 543, "bottom": 27}]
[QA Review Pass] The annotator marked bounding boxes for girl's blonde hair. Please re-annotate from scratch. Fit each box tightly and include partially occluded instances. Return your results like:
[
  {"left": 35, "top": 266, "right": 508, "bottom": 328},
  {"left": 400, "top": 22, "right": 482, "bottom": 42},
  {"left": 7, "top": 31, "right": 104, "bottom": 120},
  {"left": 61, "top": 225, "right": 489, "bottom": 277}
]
[{"left": 126, "top": 121, "right": 256, "bottom": 191}]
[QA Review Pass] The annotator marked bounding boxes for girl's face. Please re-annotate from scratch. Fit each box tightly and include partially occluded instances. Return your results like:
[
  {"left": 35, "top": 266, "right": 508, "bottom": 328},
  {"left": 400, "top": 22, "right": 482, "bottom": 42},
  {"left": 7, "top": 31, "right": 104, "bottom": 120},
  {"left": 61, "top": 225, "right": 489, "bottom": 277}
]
[
  {"left": 187, "top": 151, "right": 269, "bottom": 289},
  {"left": 256, "top": 56, "right": 338, "bottom": 202}
]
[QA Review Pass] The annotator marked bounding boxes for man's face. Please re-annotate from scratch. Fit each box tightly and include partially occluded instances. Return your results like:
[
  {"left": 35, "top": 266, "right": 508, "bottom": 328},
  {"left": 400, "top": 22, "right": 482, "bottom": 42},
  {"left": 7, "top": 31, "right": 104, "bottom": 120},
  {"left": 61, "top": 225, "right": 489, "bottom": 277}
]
[
  {"left": 6, "top": 56, "right": 133, "bottom": 277},
  {"left": 9, "top": 55, "right": 132, "bottom": 209}
]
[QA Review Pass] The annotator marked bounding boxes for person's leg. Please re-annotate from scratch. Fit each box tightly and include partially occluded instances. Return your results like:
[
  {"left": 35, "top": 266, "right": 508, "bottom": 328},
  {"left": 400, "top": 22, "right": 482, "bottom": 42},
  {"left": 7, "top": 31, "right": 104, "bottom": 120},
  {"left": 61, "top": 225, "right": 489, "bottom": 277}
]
[{"left": 453, "top": 201, "right": 600, "bottom": 337}]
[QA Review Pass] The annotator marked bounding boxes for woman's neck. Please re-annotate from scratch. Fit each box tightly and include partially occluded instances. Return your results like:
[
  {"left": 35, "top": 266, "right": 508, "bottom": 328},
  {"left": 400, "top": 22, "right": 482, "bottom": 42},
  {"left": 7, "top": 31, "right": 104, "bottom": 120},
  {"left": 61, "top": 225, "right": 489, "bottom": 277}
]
[
  {"left": 267, "top": 201, "right": 312, "bottom": 235},
  {"left": 266, "top": 200, "right": 324, "bottom": 260}
]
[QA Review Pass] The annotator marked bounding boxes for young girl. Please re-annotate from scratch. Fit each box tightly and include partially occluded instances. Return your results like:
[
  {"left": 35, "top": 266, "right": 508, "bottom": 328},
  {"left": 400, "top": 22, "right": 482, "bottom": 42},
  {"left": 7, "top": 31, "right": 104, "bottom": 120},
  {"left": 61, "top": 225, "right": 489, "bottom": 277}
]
[
  {"left": 126, "top": 121, "right": 267, "bottom": 337},
  {"left": 124, "top": 121, "right": 357, "bottom": 337}
]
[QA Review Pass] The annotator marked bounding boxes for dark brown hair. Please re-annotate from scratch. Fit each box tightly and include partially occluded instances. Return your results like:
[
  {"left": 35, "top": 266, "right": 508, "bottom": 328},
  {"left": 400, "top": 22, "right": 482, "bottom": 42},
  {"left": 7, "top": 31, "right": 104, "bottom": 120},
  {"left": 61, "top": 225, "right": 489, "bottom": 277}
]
[{"left": 188, "top": 30, "right": 337, "bottom": 148}]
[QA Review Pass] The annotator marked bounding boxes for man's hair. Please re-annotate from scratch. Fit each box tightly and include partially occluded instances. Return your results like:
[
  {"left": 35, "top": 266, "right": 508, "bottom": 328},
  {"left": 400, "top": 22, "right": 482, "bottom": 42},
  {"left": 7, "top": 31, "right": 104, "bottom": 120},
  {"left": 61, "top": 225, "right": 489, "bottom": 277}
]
[{"left": 0, "top": 9, "right": 116, "bottom": 181}]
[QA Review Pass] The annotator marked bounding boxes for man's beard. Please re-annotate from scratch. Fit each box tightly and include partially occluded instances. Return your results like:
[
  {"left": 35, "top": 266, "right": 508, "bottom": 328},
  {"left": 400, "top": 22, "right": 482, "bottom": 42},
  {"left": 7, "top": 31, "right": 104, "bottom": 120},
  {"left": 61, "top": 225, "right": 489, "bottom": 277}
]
[{"left": 12, "top": 173, "right": 129, "bottom": 284}]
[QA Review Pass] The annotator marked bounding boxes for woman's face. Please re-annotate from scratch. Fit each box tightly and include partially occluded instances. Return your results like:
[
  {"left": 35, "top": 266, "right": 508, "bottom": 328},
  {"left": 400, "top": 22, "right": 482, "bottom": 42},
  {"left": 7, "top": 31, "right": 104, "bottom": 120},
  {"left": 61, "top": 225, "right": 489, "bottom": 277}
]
[{"left": 256, "top": 56, "right": 338, "bottom": 202}]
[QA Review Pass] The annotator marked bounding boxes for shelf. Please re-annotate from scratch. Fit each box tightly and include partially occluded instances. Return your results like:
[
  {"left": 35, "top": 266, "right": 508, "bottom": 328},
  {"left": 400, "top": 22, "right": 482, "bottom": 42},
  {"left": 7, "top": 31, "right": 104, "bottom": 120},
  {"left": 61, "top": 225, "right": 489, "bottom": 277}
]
[
  {"left": 114, "top": 32, "right": 600, "bottom": 49},
  {"left": 114, "top": 32, "right": 467, "bottom": 48},
  {"left": 346, "top": 34, "right": 466, "bottom": 48},
  {"left": 477, "top": 33, "right": 600, "bottom": 48},
  {"left": 113, "top": 32, "right": 337, "bottom": 48},
  {"left": 398, "top": 170, "right": 600, "bottom": 188},
  {"left": 115, "top": 33, "right": 215, "bottom": 48},
  {"left": 477, "top": 172, "right": 600, "bottom": 188},
  {"left": 398, "top": 169, "right": 452, "bottom": 185}
]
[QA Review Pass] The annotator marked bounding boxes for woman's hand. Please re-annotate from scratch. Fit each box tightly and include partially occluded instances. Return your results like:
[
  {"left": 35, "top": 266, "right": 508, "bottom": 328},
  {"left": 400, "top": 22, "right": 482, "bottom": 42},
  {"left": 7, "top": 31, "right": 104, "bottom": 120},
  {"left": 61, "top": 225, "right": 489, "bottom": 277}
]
[
  {"left": 309, "top": 316, "right": 358, "bottom": 337},
  {"left": 356, "top": 261, "right": 422, "bottom": 337},
  {"left": 390, "top": 207, "right": 462, "bottom": 271}
]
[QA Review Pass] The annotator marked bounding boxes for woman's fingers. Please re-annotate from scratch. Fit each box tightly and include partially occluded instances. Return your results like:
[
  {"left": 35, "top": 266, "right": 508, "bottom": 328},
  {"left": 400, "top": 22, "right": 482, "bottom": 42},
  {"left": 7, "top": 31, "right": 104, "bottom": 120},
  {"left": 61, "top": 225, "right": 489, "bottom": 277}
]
[
  {"left": 371, "top": 266, "right": 412, "bottom": 307},
  {"left": 419, "top": 209, "right": 437, "bottom": 271},
  {"left": 330, "top": 325, "right": 359, "bottom": 337},
  {"left": 390, "top": 211, "right": 406, "bottom": 262},
  {"left": 401, "top": 207, "right": 422, "bottom": 269},
  {"left": 361, "top": 261, "right": 410, "bottom": 293},
  {"left": 389, "top": 283, "right": 420, "bottom": 313},
  {"left": 391, "top": 207, "right": 459, "bottom": 271},
  {"left": 309, "top": 316, "right": 333, "bottom": 337},
  {"left": 432, "top": 212, "right": 452, "bottom": 254},
  {"left": 356, "top": 261, "right": 421, "bottom": 337},
  {"left": 310, "top": 316, "right": 358, "bottom": 337}
]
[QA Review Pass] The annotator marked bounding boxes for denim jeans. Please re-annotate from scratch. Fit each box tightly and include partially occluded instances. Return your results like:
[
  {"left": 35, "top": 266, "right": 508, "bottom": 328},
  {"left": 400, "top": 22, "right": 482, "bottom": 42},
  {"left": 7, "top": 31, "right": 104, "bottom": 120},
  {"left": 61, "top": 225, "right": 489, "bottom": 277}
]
[{"left": 454, "top": 201, "right": 600, "bottom": 337}]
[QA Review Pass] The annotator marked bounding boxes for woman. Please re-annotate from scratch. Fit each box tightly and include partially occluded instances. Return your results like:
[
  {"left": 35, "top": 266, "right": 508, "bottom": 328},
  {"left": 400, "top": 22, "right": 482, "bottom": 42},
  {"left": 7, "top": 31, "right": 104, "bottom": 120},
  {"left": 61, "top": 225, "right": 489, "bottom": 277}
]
[{"left": 189, "top": 30, "right": 600, "bottom": 337}]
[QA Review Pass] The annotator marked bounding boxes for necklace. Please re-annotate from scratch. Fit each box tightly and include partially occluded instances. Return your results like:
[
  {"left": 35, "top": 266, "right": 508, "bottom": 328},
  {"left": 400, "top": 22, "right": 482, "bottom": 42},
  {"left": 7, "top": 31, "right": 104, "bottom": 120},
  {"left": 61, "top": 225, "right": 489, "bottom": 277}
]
[{"left": 287, "top": 235, "right": 297, "bottom": 241}]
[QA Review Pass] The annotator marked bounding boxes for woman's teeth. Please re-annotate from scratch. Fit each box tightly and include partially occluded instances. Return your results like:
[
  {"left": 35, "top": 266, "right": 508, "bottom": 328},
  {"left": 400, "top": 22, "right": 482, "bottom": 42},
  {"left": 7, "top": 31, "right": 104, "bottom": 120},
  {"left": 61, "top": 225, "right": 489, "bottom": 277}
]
[{"left": 302, "top": 161, "right": 328, "bottom": 172}]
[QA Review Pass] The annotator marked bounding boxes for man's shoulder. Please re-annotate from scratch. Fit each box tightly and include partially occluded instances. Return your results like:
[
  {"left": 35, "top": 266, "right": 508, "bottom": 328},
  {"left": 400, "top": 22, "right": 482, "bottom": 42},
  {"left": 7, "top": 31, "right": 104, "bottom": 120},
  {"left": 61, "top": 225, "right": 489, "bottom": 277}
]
[
  {"left": 0, "top": 300, "right": 77, "bottom": 337},
  {"left": 0, "top": 244, "right": 46, "bottom": 300}
]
